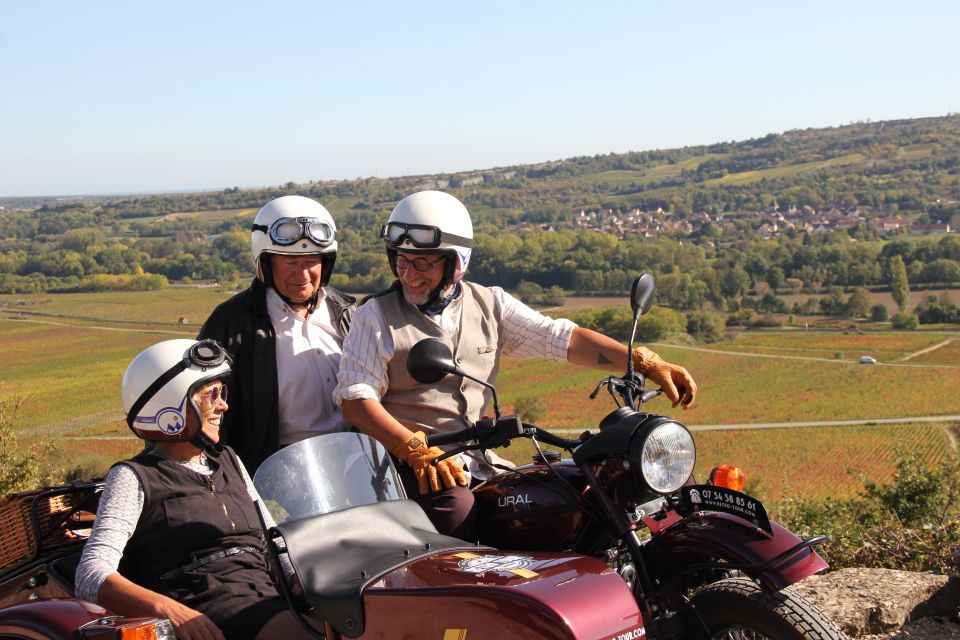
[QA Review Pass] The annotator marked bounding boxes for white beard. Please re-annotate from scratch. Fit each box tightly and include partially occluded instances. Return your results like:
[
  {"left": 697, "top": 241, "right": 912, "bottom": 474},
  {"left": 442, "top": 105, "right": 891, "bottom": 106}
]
[{"left": 402, "top": 285, "right": 431, "bottom": 306}]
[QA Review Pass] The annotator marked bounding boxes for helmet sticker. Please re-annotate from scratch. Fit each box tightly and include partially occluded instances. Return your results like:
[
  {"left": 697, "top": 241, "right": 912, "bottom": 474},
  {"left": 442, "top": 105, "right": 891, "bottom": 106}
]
[
  {"left": 134, "top": 396, "right": 187, "bottom": 436},
  {"left": 156, "top": 408, "right": 186, "bottom": 435}
]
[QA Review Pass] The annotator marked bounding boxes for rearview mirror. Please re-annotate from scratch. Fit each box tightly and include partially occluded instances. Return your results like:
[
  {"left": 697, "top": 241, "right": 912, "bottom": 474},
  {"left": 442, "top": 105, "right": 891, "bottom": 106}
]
[
  {"left": 630, "top": 273, "right": 656, "bottom": 316},
  {"left": 407, "top": 338, "right": 460, "bottom": 383}
]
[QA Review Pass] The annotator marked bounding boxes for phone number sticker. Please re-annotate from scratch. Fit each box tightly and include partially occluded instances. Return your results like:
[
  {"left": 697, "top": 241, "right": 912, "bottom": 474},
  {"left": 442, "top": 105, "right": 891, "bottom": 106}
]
[{"left": 681, "top": 485, "right": 772, "bottom": 534}]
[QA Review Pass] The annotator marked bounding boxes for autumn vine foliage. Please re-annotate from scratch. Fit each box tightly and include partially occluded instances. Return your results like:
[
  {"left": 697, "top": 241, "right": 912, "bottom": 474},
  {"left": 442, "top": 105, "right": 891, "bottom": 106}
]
[{"left": 778, "top": 452, "right": 960, "bottom": 574}]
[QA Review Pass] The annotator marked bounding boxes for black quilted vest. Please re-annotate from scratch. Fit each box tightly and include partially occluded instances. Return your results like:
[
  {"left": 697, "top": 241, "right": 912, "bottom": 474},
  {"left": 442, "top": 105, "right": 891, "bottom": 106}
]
[{"left": 117, "top": 445, "right": 279, "bottom": 617}]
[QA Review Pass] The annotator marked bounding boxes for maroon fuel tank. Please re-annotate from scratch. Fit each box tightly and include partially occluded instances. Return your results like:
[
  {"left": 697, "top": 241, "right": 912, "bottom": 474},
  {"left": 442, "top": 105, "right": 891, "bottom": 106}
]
[
  {"left": 472, "top": 459, "right": 590, "bottom": 551},
  {"left": 360, "top": 549, "right": 646, "bottom": 640}
]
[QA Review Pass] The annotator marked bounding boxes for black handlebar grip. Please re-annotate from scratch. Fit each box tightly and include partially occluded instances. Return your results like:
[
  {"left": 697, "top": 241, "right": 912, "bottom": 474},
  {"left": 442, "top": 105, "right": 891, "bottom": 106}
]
[{"left": 425, "top": 427, "right": 476, "bottom": 447}]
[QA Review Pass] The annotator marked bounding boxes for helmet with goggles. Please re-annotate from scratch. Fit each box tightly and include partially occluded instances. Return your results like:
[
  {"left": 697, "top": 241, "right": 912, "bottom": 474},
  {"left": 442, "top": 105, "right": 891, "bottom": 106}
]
[
  {"left": 122, "top": 339, "right": 232, "bottom": 444},
  {"left": 251, "top": 195, "right": 338, "bottom": 286},
  {"left": 382, "top": 191, "right": 474, "bottom": 290}
]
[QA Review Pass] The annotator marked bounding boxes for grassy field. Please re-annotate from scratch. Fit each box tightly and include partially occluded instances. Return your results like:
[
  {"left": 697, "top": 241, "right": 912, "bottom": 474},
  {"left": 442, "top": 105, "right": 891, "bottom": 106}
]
[
  {"left": 704, "top": 154, "right": 866, "bottom": 187},
  {"left": 704, "top": 331, "right": 952, "bottom": 361},
  {"left": 496, "top": 334, "right": 960, "bottom": 428},
  {"left": 2, "top": 290, "right": 958, "bottom": 499},
  {"left": 0, "top": 288, "right": 231, "bottom": 437},
  {"left": 0, "top": 287, "right": 234, "bottom": 328}
]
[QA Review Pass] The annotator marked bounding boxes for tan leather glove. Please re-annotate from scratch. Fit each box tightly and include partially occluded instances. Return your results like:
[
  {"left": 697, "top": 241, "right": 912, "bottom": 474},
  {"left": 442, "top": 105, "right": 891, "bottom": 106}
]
[
  {"left": 390, "top": 431, "right": 468, "bottom": 495},
  {"left": 633, "top": 347, "right": 698, "bottom": 409}
]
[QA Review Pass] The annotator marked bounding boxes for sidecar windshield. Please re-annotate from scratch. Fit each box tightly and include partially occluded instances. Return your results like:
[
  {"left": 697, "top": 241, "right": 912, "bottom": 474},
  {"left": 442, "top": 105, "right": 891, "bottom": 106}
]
[{"left": 252, "top": 432, "right": 404, "bottom": 524}]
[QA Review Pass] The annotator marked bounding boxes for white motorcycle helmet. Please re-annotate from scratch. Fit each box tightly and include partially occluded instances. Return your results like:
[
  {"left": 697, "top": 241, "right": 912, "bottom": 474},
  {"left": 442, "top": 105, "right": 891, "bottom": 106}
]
[
  {"left": 122, "top": 339, "right": 232, "bottom": 444},
  {"left": 250, "top": 195, "right": 338, "bottom": 287},
  {"left": 382, "top": 190, "right": 474, "bottom": 291}
]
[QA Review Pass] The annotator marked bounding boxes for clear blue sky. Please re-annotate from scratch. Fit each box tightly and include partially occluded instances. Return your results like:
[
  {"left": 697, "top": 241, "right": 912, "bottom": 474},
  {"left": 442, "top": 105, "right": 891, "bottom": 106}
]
[{"left": 2, "top": 1, "right": 958, "bottom": 197}]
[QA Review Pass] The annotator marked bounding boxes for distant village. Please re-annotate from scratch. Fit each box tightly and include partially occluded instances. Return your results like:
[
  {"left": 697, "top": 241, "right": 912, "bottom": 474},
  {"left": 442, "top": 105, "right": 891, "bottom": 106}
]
[
  {"left": 411, "top": 171, "right": 955, "bottom": 243},
  {"left": 529, "top": 202, "right": 953, "bottom": 243}
]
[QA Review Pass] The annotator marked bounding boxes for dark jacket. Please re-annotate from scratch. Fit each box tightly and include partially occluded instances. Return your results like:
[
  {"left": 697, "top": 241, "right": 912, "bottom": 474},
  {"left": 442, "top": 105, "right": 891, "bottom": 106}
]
[{"left": 198, "top": 279, "right": 355, "bottom": 473}]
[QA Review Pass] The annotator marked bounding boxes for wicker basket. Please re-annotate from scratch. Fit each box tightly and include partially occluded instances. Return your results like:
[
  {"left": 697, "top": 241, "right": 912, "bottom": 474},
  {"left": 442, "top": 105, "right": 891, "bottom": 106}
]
[{"left": 0, "top": 485, "right": 97, "bottom": 573}]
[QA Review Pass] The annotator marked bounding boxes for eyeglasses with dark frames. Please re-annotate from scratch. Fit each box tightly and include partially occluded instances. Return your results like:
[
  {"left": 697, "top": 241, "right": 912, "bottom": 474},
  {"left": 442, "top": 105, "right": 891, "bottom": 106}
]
[{"left": 395, "top": 254, "right": 445, "bottom": 272}]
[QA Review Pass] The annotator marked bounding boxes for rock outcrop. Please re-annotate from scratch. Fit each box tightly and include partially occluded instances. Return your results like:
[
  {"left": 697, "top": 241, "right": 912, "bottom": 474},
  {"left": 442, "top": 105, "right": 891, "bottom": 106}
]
[{"left": 788, "top": 568, "right": 960, "bottom": 638}]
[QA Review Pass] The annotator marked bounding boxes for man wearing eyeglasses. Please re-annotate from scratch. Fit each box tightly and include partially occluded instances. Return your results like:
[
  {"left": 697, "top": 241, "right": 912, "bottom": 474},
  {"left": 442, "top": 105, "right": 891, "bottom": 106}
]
[
  {"left": 199, "top": 195, "right": 356, "bottom": 473},
  {"left": 334, "top": 191, "right": 697, "bottom": 539}
]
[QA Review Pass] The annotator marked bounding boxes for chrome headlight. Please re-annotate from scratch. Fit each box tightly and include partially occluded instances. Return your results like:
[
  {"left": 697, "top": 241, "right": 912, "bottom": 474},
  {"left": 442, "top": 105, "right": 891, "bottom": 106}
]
[{"left": 631, "top": 420, "right": 696, "bottom": 494}]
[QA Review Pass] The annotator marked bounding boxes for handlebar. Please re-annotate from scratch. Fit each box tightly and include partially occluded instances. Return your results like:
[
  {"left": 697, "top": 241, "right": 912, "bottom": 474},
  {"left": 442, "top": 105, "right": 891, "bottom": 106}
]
[
  {"left": 425, "top": 416, "right": 582, "bottom": 453},
  {"left": 523, "top": 424, "right": 580, "bottom": 448}
]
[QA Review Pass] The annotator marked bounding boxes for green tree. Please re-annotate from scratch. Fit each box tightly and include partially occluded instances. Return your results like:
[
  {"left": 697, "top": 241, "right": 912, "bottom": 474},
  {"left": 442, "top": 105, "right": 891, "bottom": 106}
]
[
  {"left": 870, "top": 304, "right": 889, "bottom": 322},
  {"left": 890, "top": 312, "right": 919, "bottom": 330},
  {"left": 686, "top": 310, "right": 725, "bottom": 343},
  {"left": 636, "top": 307, "right": 687, "bottom": 342},
  {"left": 846, "top": 287, "right": 872, "bottom": 318},
  {"left": 819, "top": 287, "right": 847, "bottom": 316},
  {"left": 889, "top": 255, "right": 910, "bottom": 312},
  {"left": 915, "top": 295, "right": 960, "bottom": 324},
  {"left": 515, "top": 280, "right": 543, "bottom": 304},
  {"left": 543, "top": 286, "right": 566, "bottom": 306},
  {"left": 921, "top": 258, "right": 960, "bottom": 284}
]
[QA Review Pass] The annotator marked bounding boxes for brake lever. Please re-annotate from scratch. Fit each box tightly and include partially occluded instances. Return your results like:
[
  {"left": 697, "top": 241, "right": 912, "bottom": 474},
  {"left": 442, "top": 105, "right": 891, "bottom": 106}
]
[
  {"left": 433, "top": 445, "right": 475, "bottom": 464},
  {"left": 605, "top": 379, "right": 623, "bottom": 407},
  {"left": 590, "top": 377, "right": 615, "bottom": 400}
]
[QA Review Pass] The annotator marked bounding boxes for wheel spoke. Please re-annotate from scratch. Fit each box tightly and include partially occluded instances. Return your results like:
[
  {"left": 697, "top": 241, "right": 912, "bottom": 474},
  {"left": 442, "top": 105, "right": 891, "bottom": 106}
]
[{"left": 713, "top": 626, "right": 772, "bottom": 640}]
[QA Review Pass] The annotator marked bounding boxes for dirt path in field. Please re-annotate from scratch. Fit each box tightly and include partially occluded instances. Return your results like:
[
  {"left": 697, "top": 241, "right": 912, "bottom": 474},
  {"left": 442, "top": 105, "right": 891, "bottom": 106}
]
[
  {"left": 553, "top": 414, "right": 960, "bottom": 435},
  {"left": 942, "top": 423, "right": 960, "bottom": 454},
  {"left": 1, "top": 315, "right": 194, "bottom": 336},
  {"left": 652, "top": 342, "right": 960, "bottom": 368},
  {"left": 898, "top": 338, "right": 955, "bottom": 361},
  {"left": 19, "top": 409, "right": 127, "bottom": 438},
  {"left": 27, "top": 412, "right": 960, "bottom": 442}
]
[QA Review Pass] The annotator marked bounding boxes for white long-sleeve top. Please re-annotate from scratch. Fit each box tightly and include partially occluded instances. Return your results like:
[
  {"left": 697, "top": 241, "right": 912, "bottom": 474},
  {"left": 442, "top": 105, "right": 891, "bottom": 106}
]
[
  {"left": 75, "top": 452, "right": 286, "bottom": 604},
  {"left": 333, "top": 285, "right": 576, "bottom": 404}
]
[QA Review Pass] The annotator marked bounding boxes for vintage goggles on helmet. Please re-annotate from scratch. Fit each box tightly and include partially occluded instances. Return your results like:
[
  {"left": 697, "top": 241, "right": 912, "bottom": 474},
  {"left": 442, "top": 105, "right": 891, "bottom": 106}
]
[
  {"left": 381, "top": 222, "right": 473, "bottom": 249},
  {"left": 252, "top": 217, "right": 335, "bottom": 248},
  {"left": 126, "top": 340, "right": 232, "bottom": 428}
]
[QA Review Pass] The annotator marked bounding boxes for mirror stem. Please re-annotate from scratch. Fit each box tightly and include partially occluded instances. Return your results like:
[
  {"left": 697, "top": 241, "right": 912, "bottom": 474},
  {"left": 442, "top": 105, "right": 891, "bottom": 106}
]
[{"left": 459, "top": 371, "right": 502, "bottom": 419}]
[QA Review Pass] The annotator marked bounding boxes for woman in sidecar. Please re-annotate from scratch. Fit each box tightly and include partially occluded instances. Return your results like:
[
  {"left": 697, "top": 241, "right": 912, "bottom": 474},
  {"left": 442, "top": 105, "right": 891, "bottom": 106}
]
[{"left": 75, "top": 339, "right": 313, "bottom": 640}]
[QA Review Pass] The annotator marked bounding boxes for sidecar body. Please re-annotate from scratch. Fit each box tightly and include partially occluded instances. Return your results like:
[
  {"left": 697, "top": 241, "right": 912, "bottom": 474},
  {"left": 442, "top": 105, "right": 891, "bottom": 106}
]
[{"left": 257, "top": 433, "right": 647, "bottom": 640}]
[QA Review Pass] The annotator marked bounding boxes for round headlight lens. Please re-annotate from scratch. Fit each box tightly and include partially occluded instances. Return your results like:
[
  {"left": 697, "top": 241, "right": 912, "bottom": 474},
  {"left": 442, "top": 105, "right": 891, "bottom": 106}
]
[{"left": 639, "top": 421, "right": 696, "bottom": 494}]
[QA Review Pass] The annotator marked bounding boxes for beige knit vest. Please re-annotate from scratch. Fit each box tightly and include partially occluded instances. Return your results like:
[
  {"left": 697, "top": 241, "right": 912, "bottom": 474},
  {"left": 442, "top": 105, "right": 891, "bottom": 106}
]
[{"left": 375, "top": 282, "right": 503, "bottom": 435}]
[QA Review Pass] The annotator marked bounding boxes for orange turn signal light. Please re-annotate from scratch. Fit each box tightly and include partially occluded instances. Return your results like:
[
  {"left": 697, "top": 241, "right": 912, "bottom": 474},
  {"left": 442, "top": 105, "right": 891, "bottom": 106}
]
[
  {"left": 79, "top": 616, "right": 175, "bottom": 640},
  {"left": 708, "top": 465, "right": 746, "bottom": 492}
]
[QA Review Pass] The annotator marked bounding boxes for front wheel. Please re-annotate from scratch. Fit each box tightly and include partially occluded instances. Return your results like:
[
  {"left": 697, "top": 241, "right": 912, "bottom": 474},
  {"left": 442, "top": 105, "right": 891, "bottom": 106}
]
[{"left": 689, "top": 577, "right": 847, "bottom": 640}]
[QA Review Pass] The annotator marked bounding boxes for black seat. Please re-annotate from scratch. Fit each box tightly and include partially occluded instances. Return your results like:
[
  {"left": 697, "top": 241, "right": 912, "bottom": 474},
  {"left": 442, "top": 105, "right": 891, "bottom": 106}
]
[{"left": 275, "top": 499, "right": 484, "bottom": 638}]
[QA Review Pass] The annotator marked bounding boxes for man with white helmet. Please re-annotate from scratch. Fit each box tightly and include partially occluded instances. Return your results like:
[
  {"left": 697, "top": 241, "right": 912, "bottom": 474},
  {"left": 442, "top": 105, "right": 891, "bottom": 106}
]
[
  {"left": 334, "top": 190, "right": 698, "bottom": 538},
  {"left": 200, "top": 195, "right": 355, "bottom": 473}
]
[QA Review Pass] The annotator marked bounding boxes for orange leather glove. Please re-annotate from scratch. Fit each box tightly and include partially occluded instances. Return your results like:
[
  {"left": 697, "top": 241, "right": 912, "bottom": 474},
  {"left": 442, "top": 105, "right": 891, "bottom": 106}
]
[
  {"left": 633, "top": 347, "right": 698, "bottom": 409},
  {"left": 390, "top": 431, "right": 468, "bottom": 495}
]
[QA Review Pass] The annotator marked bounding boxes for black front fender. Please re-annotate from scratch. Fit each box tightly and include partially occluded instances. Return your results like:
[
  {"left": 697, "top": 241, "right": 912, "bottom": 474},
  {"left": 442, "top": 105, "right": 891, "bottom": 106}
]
[{"left": 641, "top": 511, "right": 828, "bottom": 592}]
